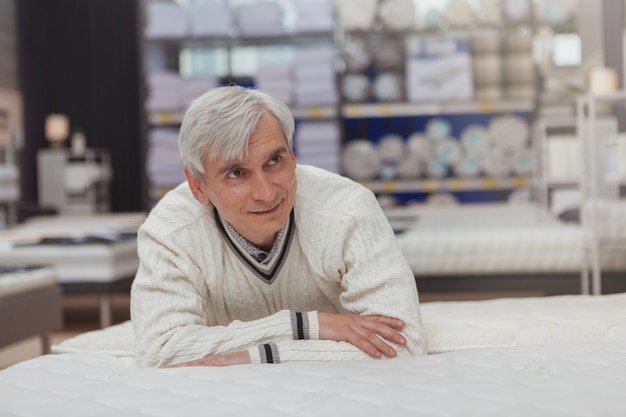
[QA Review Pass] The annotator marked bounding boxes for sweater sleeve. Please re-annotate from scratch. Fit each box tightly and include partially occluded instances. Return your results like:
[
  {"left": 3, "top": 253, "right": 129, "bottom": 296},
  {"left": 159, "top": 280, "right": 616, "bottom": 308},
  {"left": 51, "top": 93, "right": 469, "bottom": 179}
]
[
  {"left": 249, "top": 189, "right": 428, "bottom": 364},
  {"left": 318, "top": 190, "right": 428, "bottom": 360},
  {"left": 131, "top": 221, "right": 321, "bottom": 368}
]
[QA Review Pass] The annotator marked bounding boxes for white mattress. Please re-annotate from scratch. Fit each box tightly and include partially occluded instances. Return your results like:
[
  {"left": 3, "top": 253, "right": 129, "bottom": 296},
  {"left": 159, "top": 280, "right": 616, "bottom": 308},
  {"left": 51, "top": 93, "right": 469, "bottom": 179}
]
[
  {"left": 0, "top": 239, "right": 138, "bottom": 284},
  {"left": 2, "top": 343, "right": 626, "bottom": 416},
  {"left": 394, "top": 203, "right": 626, "bottom": 275},
  {"left": 2, "top": 293, "right": 625, "bottom": 416},
  {"left": 51, "top": 293, "right": 626, "bottom": 356},
  {"left": 0, "top": 213, "right": 145, "bottom": 283},
  {"left": 421, "top": 293, "right": 626, "bottom": 353}
]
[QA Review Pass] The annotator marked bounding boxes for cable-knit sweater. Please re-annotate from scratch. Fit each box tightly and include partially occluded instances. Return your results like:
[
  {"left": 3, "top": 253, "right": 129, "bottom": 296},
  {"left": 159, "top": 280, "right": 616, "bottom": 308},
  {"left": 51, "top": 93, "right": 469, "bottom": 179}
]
[{"left": 131, "top": 164, "right": 427, "bottom": 367}]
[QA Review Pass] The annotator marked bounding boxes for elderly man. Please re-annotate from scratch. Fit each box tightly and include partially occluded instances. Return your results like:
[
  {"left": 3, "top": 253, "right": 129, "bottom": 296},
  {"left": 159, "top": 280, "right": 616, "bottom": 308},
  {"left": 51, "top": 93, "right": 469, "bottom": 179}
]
[{"left": 131, "top": 85, "right": 427, "bottom": 367}]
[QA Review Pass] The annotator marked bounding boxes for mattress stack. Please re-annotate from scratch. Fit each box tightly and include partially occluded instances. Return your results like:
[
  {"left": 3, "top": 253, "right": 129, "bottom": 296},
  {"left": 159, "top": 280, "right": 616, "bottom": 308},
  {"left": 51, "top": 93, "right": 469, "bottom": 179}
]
[{"left": 0, "top": 213, "right": 145, "bottom": 284}]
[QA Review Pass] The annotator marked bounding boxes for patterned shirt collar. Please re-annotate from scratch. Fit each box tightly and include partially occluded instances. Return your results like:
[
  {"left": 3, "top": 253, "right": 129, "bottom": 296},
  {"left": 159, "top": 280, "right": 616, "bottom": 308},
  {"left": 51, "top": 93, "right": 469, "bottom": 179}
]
[{"left": 221, "top": 215, "right": 289, "bottom": 265}]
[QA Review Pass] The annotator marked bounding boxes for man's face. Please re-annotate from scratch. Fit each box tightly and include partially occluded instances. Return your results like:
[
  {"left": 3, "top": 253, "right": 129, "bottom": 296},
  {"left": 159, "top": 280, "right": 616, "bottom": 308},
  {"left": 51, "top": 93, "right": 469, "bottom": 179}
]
[{"left": 185, "top": 113, "right": 297, "bottom": 250}]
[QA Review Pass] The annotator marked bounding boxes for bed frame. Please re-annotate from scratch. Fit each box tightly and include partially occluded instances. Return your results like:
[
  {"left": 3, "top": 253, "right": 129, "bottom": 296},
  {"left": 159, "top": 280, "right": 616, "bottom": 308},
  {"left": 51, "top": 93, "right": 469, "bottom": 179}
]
[{"left": 0, "top": 285, "right": 62, "bottom": 353}]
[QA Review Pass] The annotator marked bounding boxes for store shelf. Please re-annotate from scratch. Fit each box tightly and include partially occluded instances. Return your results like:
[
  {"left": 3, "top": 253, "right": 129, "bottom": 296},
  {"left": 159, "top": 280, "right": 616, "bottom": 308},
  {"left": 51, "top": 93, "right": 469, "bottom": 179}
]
[
  {"left": 146, "top": 32, "right": 336, "bottom": 48},
  {"left": 149, "top": 112, "right": 183, "bottom": 126},
  {"left": 342, "top": 100, "right": 535, "bottom": 119},
  {"left": 149, "top": 105, "right": 339, "bottom": 126},
  {"left": 359, "top": 176, "right": 530, "bottom": 194}
]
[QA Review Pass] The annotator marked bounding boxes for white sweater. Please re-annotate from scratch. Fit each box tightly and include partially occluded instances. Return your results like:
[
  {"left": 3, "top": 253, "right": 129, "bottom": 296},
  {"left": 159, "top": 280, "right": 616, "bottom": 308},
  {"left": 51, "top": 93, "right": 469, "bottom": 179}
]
[{"left": 131, "top": 165, "right": 427, "bottom": 367}]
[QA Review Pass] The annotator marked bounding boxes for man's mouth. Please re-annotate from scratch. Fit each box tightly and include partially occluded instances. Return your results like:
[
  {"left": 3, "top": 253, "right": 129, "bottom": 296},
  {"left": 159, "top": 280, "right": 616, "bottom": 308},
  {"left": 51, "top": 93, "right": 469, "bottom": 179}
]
[{"left": 253, "top": 202, "right": 280, "bottom": 215}]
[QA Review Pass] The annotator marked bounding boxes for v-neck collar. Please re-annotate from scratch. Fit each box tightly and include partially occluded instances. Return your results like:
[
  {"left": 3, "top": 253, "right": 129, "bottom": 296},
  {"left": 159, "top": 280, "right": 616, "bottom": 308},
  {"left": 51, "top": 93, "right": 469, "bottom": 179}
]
[{"left": 214, "top": 207, "right": 295, "bottom": 284}]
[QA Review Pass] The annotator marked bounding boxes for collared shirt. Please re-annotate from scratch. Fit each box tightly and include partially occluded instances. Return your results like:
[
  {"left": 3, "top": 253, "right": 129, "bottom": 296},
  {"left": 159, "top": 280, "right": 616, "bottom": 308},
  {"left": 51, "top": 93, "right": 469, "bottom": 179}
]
[{"left": 222, "top": 216, "right": 288, "bottom": 265}]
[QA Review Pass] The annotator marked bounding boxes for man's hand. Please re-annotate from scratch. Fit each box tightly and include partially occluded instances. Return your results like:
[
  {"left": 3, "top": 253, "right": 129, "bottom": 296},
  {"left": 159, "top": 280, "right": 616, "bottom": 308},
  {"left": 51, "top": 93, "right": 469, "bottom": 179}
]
[
  {"left": 164, "top": 351, "right": 251, "bottom": 367},
  {"left": 318, "top": 313, "right": 406, "bottom": 358}
]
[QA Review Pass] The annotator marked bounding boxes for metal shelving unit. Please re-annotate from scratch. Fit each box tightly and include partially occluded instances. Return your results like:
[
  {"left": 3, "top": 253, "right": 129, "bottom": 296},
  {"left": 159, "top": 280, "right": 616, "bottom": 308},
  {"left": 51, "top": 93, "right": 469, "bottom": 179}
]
[
  {"left": 532, "top": 115, "right": 578, "bottom": 214},
  {"left": 360, "top": 176, "right": 529, "bottom": 194},
  {"left": 577, "top": 92, "right": 626, "bottom": 295}
]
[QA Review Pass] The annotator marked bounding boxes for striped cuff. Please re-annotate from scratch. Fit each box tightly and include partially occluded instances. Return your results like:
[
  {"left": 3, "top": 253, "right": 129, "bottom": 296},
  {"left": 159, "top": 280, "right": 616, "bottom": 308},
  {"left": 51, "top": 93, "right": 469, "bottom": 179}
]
[
  {"left": 291, "top": 312, "right": 309, "bottom": 340},
  {"left": 250, "top": 343, "right": 280, "bottom": 364},
  {"left": 291, "top": 311, "right": 320, "bottom": 340}
]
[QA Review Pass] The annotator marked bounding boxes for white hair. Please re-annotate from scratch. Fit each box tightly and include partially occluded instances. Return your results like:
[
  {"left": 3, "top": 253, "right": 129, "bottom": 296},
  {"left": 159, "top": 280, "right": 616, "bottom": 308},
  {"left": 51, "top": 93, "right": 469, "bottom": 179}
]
[{"left": 179, "top": 85, "right": 295, "bottom": 182}]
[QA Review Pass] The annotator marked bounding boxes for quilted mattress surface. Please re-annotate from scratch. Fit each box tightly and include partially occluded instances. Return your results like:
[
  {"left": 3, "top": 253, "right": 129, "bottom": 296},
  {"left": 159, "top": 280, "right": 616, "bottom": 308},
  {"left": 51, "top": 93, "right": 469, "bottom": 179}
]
[
  {"left": 51, "top": 293, "right": 626, "bottom": 357},
  {"left": 394, "top": 203, "right": 626, "bottom": 275},
  {"left": 2, "top": 343, "right": 626, "bottom": 416}
]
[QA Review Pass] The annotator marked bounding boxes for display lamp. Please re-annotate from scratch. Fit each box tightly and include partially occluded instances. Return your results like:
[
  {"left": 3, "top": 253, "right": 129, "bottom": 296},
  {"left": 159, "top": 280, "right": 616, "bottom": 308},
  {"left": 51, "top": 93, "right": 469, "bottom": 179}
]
[{"left": 45, "top": 113, "right": 70, "bottom": 147}]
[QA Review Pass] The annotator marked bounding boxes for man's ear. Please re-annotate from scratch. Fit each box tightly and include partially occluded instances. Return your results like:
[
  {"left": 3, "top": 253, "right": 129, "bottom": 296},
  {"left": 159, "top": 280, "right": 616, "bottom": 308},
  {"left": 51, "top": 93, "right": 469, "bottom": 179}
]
[{"left": 184, "top": 166, "right": 210, "bottom": 205}]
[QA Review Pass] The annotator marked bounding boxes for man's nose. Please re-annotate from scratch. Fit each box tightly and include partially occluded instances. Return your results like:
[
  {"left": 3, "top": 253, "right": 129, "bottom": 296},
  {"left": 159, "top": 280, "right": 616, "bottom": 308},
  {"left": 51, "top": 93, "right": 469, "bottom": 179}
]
[{"left": 251, "top": 173, "right": 275, "bottom": 201}]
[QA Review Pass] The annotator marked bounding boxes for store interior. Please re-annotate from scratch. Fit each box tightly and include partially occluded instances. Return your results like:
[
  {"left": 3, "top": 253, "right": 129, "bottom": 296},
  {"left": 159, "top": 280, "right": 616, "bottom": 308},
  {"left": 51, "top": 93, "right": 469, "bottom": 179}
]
[{"left": 1, "top": 0, "right": 626, "bottom": 367}]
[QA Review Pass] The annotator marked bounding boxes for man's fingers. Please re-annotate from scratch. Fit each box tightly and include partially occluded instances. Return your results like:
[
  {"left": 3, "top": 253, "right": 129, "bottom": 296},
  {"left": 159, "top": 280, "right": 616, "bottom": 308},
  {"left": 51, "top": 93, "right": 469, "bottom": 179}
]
[
  {"left": 318, "top": 313, "right": 408, "bottom": 358},
  {"left": 360, "top": 317, "right": 407, "bottom": 346},
  {"left": 364, "top": 315, "right": 405, "bottom": 330}
]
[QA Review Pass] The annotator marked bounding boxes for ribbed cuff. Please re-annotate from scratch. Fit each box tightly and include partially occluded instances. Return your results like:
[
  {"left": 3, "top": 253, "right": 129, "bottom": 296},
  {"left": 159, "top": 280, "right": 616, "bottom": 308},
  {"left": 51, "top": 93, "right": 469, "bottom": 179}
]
[
  {"left": 290, "top": 311, "right": 320, "bottom": 340},
  {"left": 307, "top": 311, "right": 320, "bottom": 340},
  {"left": 249, "top": 343, "right": 280, "bottom": 364}
]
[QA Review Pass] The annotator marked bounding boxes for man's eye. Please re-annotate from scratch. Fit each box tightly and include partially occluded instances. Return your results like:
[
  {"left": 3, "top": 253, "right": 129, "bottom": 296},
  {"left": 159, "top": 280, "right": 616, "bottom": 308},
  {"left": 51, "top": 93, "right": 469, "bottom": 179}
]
[
  {"left": 269, "top": 155, "right": 282, "bottom": 165},
  {"left": 228, "top": 169, "right": 243, "bottom": 179}
]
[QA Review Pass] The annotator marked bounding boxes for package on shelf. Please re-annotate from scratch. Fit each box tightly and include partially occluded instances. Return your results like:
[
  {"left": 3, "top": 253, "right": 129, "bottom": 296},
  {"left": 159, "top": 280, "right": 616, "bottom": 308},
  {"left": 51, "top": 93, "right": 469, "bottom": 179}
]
[
  {"left": 188, "top": 3, "right": 232, "bottom": 38},
  {"left": 146, "top": 72, "right": 185, "bottom": 112},
  {"left": 488, "top": 114, "right": 530, "bottom": 153},
  {"left": 182, "top": 77, "right": 220, "bottom": 108},
  {"left": 256, "top": 65, "right": 294, "bottom": 105},
  {"left": 342, "top": 139, "right": 381, "bottom": 180},
  {"left": 147, "top": 128, "right": 185, "bottom": 188},
  {"left": 378, "top": 0, "right": 416, "bottom": 31},
  {"left": 145, "top": 2, "right": 189, "bottom": 39},
  {"left": 372, "top": 72, "right": 404, "bottom": 102},
  {"left": 405, "top": 36, "right": 473, "bottom": 102},
  {"left": 480, "top": 147, "right": 514, "bottom": 179},
  {"left": 293, "top": 0, "right": 335, "bottom": 34},
  {"left": 341, "top": 73, "right": 370, "bottom": 102},
  {"left": 453, "top": 155, "right": 481, "bottom": 178},
  {"left": 336, "top": 0, "right": 378, "bottom": 31},
  {"left": 235, "top": 2, "right": 285, "bottom": 37},
  {"left": 294, "top": 121, "right": 341, "bottom": 174},
  {"left": 476, "top": 0, "right": 503, "bottom": 26},
  {"left": 293, "top": 45, "right": 338, "bottom": 106},
  {"left": 444, "top": 0, "right": 476, "bottom": 27}
]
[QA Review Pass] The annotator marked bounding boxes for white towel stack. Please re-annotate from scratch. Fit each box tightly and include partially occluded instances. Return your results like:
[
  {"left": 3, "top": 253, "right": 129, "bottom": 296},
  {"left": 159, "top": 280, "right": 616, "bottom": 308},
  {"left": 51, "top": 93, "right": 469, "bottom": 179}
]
[
  {"left": 188, "top": 2, "right": 232, "bottom": 38},
  {"left": 293, "top": 45, "right": 338, "bottom": 106},
  {"left": 146, "top": 72, "right": 185, "bottom": 112},
  {"left": 293, "top": 0, "right": 335, "bottom": 34},
  {"left": 294, "top": 121, "right": 341, "bottom": 174},
  {"left": 147, "top": 128, "right": 185, "bottom": 188},
  {"left": 256, "top": 65, "right": 293, "bottom": 105},
  {"left": 235, "top": 2, "right": 285, "bottom": 37},
  {"left": 145, "top": 2, "right": 188, "bottom": 39}
]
